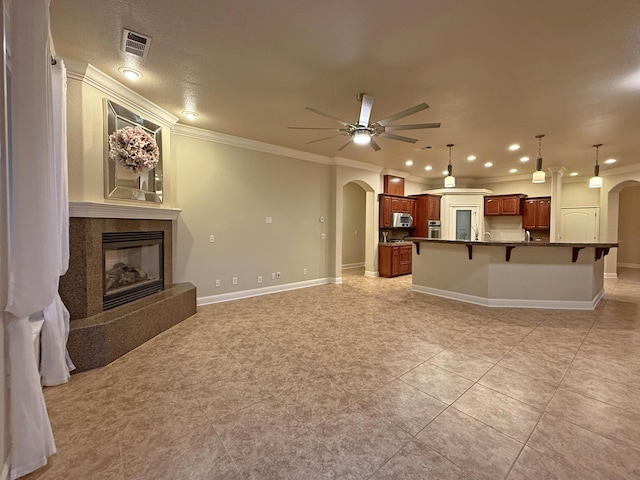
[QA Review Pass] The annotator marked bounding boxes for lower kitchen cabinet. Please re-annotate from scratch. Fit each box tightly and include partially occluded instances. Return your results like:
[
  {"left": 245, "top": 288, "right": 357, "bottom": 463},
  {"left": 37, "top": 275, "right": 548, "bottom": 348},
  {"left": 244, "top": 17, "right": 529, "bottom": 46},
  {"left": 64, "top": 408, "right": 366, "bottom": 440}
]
[{"left": 379, "top": 244, "right": 412, "bottom": 277}]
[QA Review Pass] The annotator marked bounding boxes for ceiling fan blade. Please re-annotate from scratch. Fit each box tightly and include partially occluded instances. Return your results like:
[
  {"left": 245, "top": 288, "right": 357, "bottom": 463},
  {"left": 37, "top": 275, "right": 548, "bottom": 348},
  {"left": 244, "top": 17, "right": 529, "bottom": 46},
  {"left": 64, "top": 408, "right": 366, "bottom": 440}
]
[
  {"left": 370, "top": 139, "right": 381, "bottom": 151},
  {"left": 358, "top": 94, "right": 374, "bottom": 126},
  {"left": 380, "top": 132, "right": 419, "bottom": 143},
  {"left": 288, "top": 126, "right": 346, "bottom": 131},
  {"left": 337, "top": 139, "right": 352, "bottom": 151},
  {"left": 376, "top": 103, "right": 429, "bottom": 126},
  {"left": 305, "top": 107, "right": 355, "bottom": 127},
  {"left": 384, "top": 122, "right": 441, "bottom": 131},
  {"left": 305, "top": 134, "right": 347, "bottom": 144}
]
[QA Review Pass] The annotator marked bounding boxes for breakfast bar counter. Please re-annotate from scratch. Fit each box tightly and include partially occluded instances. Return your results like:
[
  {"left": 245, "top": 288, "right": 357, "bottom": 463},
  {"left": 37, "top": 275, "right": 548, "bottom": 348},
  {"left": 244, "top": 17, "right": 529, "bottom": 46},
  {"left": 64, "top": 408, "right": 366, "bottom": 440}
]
[{"left": 404, "top": 238, "right": 618, "bottom": 310}]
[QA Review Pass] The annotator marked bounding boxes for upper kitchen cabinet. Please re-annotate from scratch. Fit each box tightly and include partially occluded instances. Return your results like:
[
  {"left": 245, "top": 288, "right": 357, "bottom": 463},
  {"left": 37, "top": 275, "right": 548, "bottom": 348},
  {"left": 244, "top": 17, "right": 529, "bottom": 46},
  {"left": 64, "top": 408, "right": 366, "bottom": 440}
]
[
  {"left": 383, "top": 175, "right": 405, "bottom": 196},
  {"left": 410, "top": 194, "right": 441, "bottom": 237},
  {"left": 484, "top": 194, "right": 526, "bottom": 216},
  {"left": 379, "top": 194, "right": 416, "bottom": 227},
  {"left": 522, "top": 197, "right": 551, "bottom": 230}
]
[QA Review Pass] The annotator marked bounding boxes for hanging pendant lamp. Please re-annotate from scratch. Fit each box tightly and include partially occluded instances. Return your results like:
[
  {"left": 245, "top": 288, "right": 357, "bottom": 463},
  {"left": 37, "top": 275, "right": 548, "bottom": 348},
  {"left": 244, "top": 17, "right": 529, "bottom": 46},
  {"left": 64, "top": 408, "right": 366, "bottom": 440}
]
[
  {"left": 444, "top": 144, "right": 456, "bottom": 188},
  {"left": 589, "top": 143, "right": 603, "bottom": 189},
  {"left": 531, "top": 134, "right": 546, "bottom": 183}
]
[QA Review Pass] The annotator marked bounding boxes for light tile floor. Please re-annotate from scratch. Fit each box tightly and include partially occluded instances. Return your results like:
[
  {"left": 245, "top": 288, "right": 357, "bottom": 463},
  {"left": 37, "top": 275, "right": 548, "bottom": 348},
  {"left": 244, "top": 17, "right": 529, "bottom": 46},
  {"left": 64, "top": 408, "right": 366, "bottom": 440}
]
[{"left": 25, "top": 268, "right": 640, "bottom": 479}]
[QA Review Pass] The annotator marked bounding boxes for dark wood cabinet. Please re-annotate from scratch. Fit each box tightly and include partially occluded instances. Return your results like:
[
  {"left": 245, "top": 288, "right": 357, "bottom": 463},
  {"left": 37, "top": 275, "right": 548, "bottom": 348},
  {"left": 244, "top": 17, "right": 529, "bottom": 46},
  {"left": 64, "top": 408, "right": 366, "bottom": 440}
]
[
  {"left": 379, "top": 194, "right": 416, "bottom": 227},
  {"left": 383, "top": 175, "right": 405, "bottom": 196},
  {"left": 523, "top": 197, "right": 551, "bottom": 230},
  {"left": 379, "top": 244, "right": 412, "bottom": 277},
  {"left": 484, "top": 194, "right": 526, "bottom": 216},
  {"left": 409, "top": 194, "right": 441, "bottom": 237}
]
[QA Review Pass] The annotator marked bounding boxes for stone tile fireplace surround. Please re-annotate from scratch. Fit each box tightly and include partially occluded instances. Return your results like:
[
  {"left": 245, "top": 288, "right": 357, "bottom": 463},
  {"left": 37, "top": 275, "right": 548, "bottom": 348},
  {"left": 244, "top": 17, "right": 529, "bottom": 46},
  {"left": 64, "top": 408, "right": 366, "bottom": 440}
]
[{"left": 60, "top": 203, "right": 196, "bottom": 371}]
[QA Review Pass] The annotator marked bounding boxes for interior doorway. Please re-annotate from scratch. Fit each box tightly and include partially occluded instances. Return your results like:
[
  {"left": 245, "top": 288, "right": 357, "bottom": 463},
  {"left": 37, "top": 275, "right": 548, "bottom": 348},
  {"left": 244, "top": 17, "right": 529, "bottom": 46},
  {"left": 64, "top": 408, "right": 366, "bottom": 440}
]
[
  {"left": 449, "top": 206, "right": 480, "bottom": 241},
  {"left": 342, "top": 182, "right": 366, "bottom": 273}
]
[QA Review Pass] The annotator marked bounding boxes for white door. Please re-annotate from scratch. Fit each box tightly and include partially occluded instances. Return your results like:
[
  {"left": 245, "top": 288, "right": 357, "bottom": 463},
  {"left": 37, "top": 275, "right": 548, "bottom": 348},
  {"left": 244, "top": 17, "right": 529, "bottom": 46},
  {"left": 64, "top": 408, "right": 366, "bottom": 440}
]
[{"left": 560, "top": 207, "right": 599, "bottom": 242}]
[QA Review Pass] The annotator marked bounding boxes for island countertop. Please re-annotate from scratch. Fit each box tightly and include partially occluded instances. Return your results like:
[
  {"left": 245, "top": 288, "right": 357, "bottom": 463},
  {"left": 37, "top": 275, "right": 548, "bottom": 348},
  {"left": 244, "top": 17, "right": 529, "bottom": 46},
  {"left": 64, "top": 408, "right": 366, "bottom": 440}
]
[
  {"left": 407, "top": 238, "right": 617, "bottom": 310},
  {"left": 404, "top": 237, "right": 618, "bottom": 248}
]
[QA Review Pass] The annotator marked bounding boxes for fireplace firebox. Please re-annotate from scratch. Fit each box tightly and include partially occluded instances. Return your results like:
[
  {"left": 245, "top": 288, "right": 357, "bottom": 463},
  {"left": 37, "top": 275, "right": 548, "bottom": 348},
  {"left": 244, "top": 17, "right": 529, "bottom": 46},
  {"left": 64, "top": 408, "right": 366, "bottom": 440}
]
[{"left": 102, "top": 231, "right": 164, "bottom": 310}]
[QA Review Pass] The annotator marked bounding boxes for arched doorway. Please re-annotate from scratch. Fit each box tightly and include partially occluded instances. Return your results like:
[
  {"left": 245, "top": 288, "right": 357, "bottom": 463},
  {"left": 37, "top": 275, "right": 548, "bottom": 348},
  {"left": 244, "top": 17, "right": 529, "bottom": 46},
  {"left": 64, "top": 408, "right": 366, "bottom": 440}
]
[
  {"left": 605, "top": 179, "right": 640, "bottom": 277},
  {"left": 342, "top": 182, "right": 366, "bottom": 273}
]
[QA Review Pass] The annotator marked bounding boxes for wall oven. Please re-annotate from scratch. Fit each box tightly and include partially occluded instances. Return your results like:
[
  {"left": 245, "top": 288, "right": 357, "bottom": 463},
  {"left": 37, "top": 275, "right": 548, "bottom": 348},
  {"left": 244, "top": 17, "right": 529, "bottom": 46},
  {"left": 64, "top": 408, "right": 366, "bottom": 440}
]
[{"left": 428, "top": 220, "right": 441, "bottom": 239}]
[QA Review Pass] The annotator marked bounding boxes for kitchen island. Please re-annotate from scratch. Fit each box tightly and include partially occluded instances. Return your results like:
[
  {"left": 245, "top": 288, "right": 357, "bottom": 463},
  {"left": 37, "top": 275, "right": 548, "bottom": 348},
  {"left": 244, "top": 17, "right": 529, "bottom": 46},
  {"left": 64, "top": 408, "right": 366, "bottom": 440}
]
[{"left": 405, "top": 238, "right": 618, "bottom": 310}]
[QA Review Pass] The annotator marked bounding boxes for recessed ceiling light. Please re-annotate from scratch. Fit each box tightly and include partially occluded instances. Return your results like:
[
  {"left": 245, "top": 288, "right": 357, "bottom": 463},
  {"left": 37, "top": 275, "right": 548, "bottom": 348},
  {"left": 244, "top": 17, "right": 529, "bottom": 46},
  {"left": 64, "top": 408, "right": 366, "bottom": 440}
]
[
  {"left": 118, "top": 67, "right": 142, "bottom": 80},
  {"left": 604, "top": 158, "right": 617, "bottom": 164},
  {"left": 570, "top": 172, "right": 579, "bottom": 176},
  {"left": 509, "top": 168, "right": 518, "bottom": 173},
  {"left": 467, "top": 155, "right": 477, "bottom": 161},
  {"left": 442, "top": 170, "right": 449, "bottom": 175},
  {"left": 425, "top": 165, "right": 433, "bottom": 171},
  {"left": 520, "top": 156, "right": 530, "bottom": 162},
  {"left": 484, "top": 162, "right": 493, "bottom": 167},
  {"left": 405, "top": 160, "right": 414, "bottom": 166},
  {"left": 509, "top": 144, "right": 521, "bottom": 151},
  {"left": 182, "top": 111, "right": 199, "bottom": 120}
]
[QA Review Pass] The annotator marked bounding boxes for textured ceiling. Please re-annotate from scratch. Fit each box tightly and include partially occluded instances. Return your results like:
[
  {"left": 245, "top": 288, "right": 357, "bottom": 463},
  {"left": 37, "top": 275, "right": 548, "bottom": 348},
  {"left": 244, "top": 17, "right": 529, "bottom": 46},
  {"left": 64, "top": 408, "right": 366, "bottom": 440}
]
[{"left": 50, "top": 0, "right": 640, "bottom": 182}]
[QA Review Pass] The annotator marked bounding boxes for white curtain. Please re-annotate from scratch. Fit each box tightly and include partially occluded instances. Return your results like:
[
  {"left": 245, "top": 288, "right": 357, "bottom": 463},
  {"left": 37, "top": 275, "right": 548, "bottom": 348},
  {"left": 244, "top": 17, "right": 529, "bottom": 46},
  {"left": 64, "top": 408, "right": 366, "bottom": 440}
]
[
  {"left": 40, "top": 58, "right": 75, "bottom": 387},
  {"left": 5, "top": 0, "right": 72, "bottom": 477}
]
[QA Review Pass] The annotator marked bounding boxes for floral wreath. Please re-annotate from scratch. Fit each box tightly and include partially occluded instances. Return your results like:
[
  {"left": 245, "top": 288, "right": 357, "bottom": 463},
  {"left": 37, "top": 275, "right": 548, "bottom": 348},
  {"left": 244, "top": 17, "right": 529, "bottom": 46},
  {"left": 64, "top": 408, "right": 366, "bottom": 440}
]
[{"left": 108, "top": 125, "right": 160, "bottom": 173}]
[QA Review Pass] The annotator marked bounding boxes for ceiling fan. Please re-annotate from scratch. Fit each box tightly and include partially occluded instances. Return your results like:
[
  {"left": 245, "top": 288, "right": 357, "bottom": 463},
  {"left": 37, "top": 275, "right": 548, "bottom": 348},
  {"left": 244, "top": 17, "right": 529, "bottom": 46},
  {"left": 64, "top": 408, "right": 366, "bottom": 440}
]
[{"left": 288, "top": 93, "right": 441, "bottom": 151}]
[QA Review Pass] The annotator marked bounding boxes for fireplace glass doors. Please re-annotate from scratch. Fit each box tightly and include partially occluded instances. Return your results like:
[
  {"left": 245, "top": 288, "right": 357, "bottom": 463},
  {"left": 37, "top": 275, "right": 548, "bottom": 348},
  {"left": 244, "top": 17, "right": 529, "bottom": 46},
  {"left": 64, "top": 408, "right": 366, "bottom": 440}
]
[{"left": 102, "top": 231, "right": 164, "bottom": 310}]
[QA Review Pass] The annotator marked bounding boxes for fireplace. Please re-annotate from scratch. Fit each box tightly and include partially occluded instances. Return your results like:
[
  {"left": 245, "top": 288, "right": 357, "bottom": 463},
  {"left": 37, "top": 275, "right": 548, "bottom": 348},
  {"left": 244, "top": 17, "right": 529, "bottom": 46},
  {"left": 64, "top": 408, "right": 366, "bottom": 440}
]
[
  {"left": 60, "top": 211, "right": 197, "bottom": 372},
  {"left": 102, "top": 231, "right": 164, "bottom": 310}
]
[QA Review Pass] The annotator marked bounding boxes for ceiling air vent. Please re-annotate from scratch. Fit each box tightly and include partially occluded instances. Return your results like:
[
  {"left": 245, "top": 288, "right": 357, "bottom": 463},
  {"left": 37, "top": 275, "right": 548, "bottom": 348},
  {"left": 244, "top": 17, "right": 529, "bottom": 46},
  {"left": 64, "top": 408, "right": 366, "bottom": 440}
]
[{"left": 121, "top": 29, "right": 152, "bottom": 58}]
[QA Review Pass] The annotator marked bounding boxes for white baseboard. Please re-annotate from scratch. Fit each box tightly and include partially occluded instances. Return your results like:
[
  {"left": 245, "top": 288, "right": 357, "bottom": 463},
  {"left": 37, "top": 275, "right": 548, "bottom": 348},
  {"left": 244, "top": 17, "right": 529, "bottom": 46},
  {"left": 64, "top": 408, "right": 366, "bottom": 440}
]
[
  {"left": 618, "top": 263, "right": 640, "bottom": 269},
  {"left": 342, "top": 262, "right": 365, "bottom": 270},
  {"left": 604, "top": 273, "right": 618, "bottom": 279},
  {"left": 412, "top": 285, "right": 604, "bottom": 310},
  {"left": 197, "top": 278, "right": 331, "bottom": 305},
  {"left": 364, "top": 270, "right": 379, "bottom": 278}
]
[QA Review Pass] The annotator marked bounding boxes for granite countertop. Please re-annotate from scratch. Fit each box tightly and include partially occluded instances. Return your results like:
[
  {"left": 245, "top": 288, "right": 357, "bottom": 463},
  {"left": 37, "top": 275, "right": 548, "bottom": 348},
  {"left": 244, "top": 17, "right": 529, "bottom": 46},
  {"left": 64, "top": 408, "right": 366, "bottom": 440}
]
[
  {"left": 404, "top": 237, "right": 619, "bottom": 248},
  {"left": 379, "top": 241, "right": 414, "bottom": 246}
]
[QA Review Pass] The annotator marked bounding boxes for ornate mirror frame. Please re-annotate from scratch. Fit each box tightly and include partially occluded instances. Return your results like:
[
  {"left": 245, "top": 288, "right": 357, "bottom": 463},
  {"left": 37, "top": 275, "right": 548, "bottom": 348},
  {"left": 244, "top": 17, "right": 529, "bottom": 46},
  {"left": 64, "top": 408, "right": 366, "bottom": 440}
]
[{"left": 104, "top": 99, "right": 163, "bottom": 203}]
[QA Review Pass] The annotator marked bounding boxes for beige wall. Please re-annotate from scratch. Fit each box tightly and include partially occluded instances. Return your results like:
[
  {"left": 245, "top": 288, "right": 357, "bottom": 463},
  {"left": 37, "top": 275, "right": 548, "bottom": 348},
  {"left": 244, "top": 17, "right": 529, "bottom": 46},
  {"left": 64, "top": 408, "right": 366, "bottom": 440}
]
[
  {"left": 173, "top": 134, "right": 332, "bottom": 298},
  {"left": 341, "top": 182, "right": 366, "bottom": 266},
  {"left": 485, "top": 178, "right": 551, "bottom": 197},
  {"left": 618, "top": 186, "right": 640, "bottom": 267},
  {"left": 561, "top": 180, "right": 601, "bottom": 207}
]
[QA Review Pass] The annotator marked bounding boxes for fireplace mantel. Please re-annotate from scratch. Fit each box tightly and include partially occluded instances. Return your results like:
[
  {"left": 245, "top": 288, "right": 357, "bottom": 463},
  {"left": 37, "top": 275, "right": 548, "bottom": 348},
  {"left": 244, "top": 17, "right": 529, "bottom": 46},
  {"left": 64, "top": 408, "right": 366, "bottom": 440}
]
[{"left": 69, "top": 201, "right": 181, "bottom": 221}]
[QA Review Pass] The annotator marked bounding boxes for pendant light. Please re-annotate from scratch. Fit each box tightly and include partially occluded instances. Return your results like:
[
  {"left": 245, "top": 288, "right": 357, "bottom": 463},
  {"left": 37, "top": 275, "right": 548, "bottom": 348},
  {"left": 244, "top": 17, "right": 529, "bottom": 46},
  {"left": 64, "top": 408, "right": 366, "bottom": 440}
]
[
  {"left": 531, "top": 134, "right": 546, "bottom": 183},
  {"left": 589, "top": 143, "right": 603, "bottom": 188},
  {"left": 444, "top": 143, "right": 456, "bottom": 188}
]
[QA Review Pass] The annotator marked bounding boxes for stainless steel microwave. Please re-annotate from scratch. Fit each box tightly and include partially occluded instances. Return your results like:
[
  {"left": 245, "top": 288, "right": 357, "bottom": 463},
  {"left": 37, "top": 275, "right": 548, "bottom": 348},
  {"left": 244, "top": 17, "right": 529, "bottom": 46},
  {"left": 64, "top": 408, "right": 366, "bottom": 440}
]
[{"left": 392, "top": 212, "right": 413, "bottom": 228}]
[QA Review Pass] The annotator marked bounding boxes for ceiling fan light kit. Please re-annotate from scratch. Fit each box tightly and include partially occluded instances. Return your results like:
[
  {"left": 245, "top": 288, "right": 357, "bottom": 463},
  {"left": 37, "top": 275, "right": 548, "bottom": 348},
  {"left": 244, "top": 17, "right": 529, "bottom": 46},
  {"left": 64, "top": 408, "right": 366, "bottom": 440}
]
[
  {"left": 589, "top": 143, "right": 603, "bottom": 188},
  {"left": 288, "top": 93, "right": 440, "bottom": 152},
  {"left": 531, "top": 134, "right": 546, "bottom": 184},
  {"left": 444, "top": 144, "right": 456, "bottom": 188}
]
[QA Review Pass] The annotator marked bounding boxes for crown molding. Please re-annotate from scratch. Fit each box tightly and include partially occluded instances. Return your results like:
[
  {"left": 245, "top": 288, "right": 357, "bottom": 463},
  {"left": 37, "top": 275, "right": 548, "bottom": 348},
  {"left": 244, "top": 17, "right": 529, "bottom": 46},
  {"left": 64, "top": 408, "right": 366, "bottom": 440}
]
[
  {"left": 333, "top": 156, "right": 384, "bottom": 173},
  {"left": 64, "top": 58, "right": 179, "bottom": 128},
  {"left": 172, "top": 123, "right": 333, "bottom": 165},
  {"left": 381, "top": 168, "right": 409, "bottom": 178}
]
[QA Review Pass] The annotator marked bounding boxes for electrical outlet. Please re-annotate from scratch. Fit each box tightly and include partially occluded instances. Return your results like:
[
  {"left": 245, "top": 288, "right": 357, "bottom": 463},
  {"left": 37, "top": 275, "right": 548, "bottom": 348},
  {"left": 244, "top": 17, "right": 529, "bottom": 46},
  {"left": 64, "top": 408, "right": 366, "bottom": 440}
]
[
  {"left": 276, "top": 272, "right": 281, "bottom": 279},
  {"left": 266, "top": 216, "right": 273, "bottom": 224},
  {"left": 271, "top": 273, "right": 276, "bottom": 280},
  {"left": 321, "top": 233, "right": 326, "bottom": 239},
  {"left": 232, "top": 277, "right": 238, "bottom": 285},
  {"left": 215, "top": 279, "right": 221, "bottom": 287},
  {"left": 257, "top": 275, "right": 262, "bottom": 283},
  {"left": 209, "top": 234, "right": 215, "bottom": 243},
  {"left": 319, "top": 216, "right": 325, "bottom": 223},
  {"left": 303, "top": 268, "right": 307, "bottom": 275}
]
